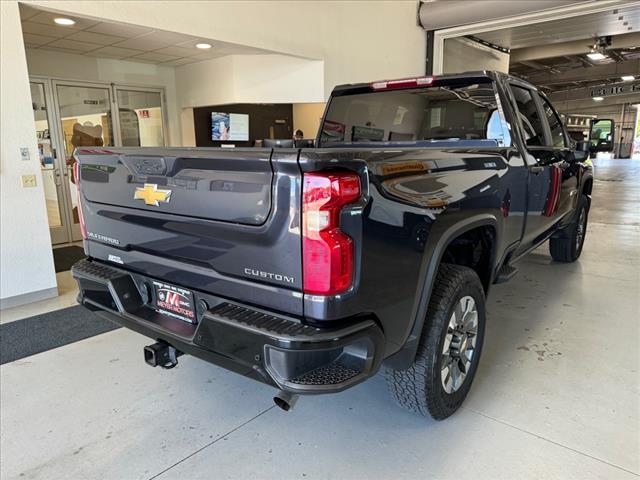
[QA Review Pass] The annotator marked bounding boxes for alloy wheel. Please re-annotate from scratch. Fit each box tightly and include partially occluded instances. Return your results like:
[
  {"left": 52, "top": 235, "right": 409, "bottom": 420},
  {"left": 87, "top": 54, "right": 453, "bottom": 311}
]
[
  {"left": 576, "top": 208, "right": 586, "bottom": 251},
  {"left": 440, "top": 295, "right": 479, "bottom": 394}
]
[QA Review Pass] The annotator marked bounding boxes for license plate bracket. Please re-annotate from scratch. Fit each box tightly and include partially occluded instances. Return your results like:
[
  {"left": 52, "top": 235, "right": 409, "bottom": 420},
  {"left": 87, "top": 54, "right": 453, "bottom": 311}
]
[{"left": 153, "top": 281, "right": 197, "bottom": 324}]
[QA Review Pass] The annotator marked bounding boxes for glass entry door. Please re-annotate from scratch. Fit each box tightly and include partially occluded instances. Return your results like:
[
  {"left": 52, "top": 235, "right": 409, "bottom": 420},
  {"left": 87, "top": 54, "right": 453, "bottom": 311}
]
[
  {"left": 52, "top": 81, "right": 117, "bottom": 243},
  {"left": 30, "top": 80, "right": 71, "bottom": 244}
]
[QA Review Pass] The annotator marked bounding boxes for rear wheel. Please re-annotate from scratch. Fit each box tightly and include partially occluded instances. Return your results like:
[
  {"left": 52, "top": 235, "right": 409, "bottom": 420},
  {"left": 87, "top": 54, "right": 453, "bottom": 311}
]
[
  {"left": 549, "top": 194, "right": 589, "bottom": 262},
  {"left": 385, "top": 264, "right": 486, "bottom": 420}
]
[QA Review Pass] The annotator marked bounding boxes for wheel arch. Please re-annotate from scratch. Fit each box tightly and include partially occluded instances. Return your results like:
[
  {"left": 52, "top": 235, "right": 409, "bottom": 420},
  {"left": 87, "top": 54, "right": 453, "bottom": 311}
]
[{"left": 384, "top": 214, "right": 500, "bottom": 370}]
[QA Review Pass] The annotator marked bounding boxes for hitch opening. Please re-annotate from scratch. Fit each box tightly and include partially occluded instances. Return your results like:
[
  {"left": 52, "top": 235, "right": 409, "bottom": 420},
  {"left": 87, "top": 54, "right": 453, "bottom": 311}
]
[{"left": 144, "top": 341, "right": 183, "bottom": 369}]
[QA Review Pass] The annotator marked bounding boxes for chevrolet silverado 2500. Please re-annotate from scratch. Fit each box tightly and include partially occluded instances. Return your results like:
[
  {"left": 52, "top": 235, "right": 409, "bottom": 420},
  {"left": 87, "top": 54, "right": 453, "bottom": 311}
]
[{"left": 72, "top": 71, "right": 592, "bottom": 419}]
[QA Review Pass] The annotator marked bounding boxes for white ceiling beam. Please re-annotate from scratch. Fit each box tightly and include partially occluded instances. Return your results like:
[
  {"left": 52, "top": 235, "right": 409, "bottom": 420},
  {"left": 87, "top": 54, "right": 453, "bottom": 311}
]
[{"left": 511, "top": 32, "right": 640, "bottom": 62}]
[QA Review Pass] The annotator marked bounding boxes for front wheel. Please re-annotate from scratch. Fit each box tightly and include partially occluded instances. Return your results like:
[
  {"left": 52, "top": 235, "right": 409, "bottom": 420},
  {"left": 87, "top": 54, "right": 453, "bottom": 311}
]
[
  {"left": 549, "top": 194, "right": 589, "bottom": 262},
  {"left": 385, "top": 264, "right": 486, "bottom": 420}
]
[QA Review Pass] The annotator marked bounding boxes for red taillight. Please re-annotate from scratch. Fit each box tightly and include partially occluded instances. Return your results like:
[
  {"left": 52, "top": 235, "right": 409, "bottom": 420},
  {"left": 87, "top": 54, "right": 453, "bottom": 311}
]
[
  {"left": 371, "top": 76, "right": 434, "bottom": 91},
  {"left": 302, "top": 172, "right": 361, "bottom": 295},
  {"left": 73, "top": 161, "right": 87, "bottom": 240}
]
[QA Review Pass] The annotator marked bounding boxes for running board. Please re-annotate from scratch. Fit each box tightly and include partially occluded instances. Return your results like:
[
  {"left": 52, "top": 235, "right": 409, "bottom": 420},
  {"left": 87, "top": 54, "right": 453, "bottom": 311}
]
[{"left": 495, "top": 264, "right": 518, "bottom": 284}]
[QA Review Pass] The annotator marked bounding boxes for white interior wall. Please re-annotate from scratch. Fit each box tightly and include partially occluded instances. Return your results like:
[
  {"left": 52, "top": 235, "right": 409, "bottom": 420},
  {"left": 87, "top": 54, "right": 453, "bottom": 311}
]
[
  {"left": 1, "top": 1, "right": 58, "bottom": 307},
  {"left": 27, "top": 0, "right": 426, "bottom": 98},
  {"left": 25, "top": 49, "right": 181, "bottom": 146},
  {"left": 442, "top": 37, "right": 510, "bottom": 74},
  {"left": 175, "top": 55, "right": 324, "bottom": 108}
]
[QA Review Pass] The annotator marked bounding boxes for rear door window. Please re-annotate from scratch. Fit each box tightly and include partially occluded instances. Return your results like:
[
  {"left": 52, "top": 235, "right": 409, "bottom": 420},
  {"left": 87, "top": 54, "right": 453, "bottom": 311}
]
[
  {"left": 541, "top": 97, "right": 567, "bottom": 148},
  {"left": 320, "top": 80, "right": 511, "bottom": 147},
  {"left": 510, "top": 85, "right": 546, "bottom": 147}
]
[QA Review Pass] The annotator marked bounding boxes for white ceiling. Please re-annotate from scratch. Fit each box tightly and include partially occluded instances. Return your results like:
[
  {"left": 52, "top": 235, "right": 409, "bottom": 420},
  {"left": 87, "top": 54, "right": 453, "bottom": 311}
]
[
  {"left": 475, "top": 3, "right": 640, "bottom": 49},
  {"left": 19, "top": 4, "right": 272, "bottom": 66}
]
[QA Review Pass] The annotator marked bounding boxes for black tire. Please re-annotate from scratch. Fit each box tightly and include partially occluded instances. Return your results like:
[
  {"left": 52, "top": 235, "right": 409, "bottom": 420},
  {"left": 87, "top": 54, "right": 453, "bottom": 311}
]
[
  {"left": 385, "top": 264, "right": 486, "bottom": 420},
  {"left": 549, "top": 194, "right": 589, "bottom": 263}
]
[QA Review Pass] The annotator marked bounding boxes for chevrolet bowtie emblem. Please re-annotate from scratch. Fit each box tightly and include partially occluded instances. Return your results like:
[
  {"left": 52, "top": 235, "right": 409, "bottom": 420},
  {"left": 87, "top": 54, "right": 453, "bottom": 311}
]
[{"left": 134, "top": 183, "right": 172, "bottom": 206}]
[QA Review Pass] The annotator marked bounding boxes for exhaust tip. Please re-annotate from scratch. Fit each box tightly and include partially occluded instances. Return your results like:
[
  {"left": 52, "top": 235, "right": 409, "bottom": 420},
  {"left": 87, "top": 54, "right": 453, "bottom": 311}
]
[{"left": 273, "top": 390, "right": 299, "bottom": 412}]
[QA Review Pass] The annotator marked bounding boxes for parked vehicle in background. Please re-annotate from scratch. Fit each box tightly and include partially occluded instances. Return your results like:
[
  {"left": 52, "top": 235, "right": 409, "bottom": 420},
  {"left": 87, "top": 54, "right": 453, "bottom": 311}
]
[{"left": 72, "top": 71, "right": 592, "bottom": 419}]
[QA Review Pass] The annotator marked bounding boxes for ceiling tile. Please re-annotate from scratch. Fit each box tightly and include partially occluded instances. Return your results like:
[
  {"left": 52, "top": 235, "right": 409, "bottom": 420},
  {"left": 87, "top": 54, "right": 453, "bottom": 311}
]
[
  {"left": 112, "top": 35, "right": 173, "bottom": 51},
  {"left": 21, "top": 21, "right": 74, "bottom": 38},
  {"left": 175, "top": 38, "right": 211, "bottom": 49},
  {"left": 90, "top": 46, "right": 145, "bottom": 59},
  {"left": 18, "top": 4, "right": 40, "bottom": 21},
  {"left": 113, "top": 30, "right": 194, "bottom": 50},
  {"left": 26, "top": 11, "right": 98, "bottom": 30},
  {"left": 39, "top": 46, "right": 90, "bottom": 56},
  {"left": 65, "top": 31, "right": 125, "bottom": 46},
  {"left": 22, "top": 33, "right": 58, "bottom": 47},
  {"left": 46, "top": 39, "right": 103, "bottom": 53},
  {"left": 86, "top": 22, "right": 153, "bottom": 38},
  {"left": 143, "top": 30, "right": 196, "bottom": 45},
  {"left": 153, "top": 46, "right": 201, "bottom": 57},
  {"left": 162, "top": 57, "right": 198, "bottom": 66},
  {"left": 130, "top": 52, "right": 181, "bottom": 62},
  {"left": 120, "top": 57, "right": 159, "bottom": 64}
]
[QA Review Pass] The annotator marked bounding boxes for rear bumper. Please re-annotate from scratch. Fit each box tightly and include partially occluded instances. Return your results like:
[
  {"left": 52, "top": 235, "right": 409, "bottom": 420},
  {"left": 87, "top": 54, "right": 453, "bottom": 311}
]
[{"left": 72, "top": 259, "right": 384, "bottom": 394}]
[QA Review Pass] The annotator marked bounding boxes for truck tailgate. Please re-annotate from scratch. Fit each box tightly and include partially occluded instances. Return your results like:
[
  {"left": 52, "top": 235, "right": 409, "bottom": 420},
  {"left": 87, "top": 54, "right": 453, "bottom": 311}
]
[
  {"left": 81, "top": 149, "right": 272, "bottom": 225},
  {"left": 75, "top": 147, "right": 303, "bottom": 315}
]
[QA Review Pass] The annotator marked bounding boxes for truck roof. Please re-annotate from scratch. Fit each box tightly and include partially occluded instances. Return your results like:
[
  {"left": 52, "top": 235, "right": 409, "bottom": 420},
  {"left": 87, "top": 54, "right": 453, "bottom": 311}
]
[{"left": 330, "top": 70, "right": 534, "bottom": 96}]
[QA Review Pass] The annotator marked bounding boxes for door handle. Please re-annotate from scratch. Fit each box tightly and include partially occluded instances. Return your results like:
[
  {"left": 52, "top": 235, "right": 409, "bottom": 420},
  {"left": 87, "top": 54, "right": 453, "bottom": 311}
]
[{"left": 530, "top": 165, "right": 544, "bottom": 175}]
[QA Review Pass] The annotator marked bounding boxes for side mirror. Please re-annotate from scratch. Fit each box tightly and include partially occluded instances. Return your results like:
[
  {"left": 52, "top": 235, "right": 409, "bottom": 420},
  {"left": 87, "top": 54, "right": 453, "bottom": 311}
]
[{"left": 571, "top": 141, "right": 589, "bottom": 162}]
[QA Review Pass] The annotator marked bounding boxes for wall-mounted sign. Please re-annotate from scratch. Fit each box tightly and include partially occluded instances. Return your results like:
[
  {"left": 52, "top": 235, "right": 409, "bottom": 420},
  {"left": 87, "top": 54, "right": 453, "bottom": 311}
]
[{"left": 590, "top": 82, "right": 640, "bottom": 98}]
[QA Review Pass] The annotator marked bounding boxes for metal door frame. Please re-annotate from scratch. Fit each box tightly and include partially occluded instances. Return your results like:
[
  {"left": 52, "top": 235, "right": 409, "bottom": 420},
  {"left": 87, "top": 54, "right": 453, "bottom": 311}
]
[
  {"left": 30, "top": 77, "right": 73, "bottom": 244},
  {"left": 51, "top": 78, "right": 120, "bottom": 242}
]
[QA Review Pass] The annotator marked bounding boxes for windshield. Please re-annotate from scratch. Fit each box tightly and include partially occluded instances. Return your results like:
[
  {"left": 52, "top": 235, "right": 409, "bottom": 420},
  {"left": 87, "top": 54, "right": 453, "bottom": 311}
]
[{"left": 319, "top": 81, "right": 511, "bottom": 148}]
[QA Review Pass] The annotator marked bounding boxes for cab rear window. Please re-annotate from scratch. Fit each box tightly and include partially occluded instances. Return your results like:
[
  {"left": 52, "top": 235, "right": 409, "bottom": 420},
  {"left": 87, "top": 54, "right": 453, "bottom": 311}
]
[{"left": 320, "top": 81, "right": 511, "bottom": 148}]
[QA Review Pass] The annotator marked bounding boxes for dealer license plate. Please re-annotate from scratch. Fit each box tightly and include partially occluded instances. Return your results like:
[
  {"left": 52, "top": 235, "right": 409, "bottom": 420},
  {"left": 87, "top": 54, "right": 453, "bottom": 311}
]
[{"left": 153, "top": 281, "right": 196, "bottom": 323}]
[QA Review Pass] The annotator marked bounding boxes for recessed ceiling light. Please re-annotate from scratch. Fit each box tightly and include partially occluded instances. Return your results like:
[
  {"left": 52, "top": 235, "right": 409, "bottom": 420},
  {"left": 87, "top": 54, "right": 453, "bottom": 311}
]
[
  {"left": 195, "top": 43, "right": 212, "bottom": 49},
  {"left": 54, "top": 17, "right": 75, "bottom": 26},
  {"left": 592, "top": 96, "right": 604, "bottom": 101},
  {"left": 621, "top": 75, "right": 635, "bottom": 81},
  {"left": 587, "top": 51, "right": 606, "bottom": 61}
]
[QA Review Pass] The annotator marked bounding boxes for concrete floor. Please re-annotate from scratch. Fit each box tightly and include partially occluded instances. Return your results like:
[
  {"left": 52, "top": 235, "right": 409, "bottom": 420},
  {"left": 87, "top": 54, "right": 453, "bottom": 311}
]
[{"left": 1, "top": 158, "right": 639, "bottom": 480}]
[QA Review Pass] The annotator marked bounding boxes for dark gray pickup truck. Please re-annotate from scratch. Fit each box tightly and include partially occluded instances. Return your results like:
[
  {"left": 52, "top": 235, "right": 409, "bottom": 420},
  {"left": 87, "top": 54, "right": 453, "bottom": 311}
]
[{"left": 72, "top": 71, "right": 592, "bottom": 419}]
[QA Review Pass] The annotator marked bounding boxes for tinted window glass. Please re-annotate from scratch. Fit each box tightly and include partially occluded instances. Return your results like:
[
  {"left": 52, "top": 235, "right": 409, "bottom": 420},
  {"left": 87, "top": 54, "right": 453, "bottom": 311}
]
[
  {"left": 541, "top": 97, "right": 566, "bottom": 148},
  {"left": 320, "top": 81, "right": 511, "bottom": 147},
  {"left": 590, "top": 119, "right": 613, "bottom": 142},
  {"left": 510, "top": 85, "right": 545, "bottom": 147}
]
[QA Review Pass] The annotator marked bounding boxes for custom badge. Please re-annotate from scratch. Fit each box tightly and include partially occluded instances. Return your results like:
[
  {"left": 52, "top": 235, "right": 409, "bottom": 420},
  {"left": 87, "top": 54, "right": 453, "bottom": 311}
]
[{"left": 134, "top": 183, "right": 172, "bottom": 206}]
